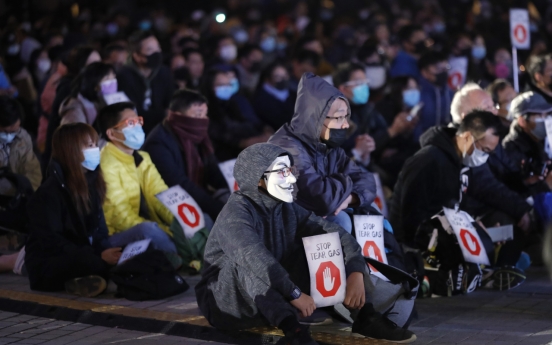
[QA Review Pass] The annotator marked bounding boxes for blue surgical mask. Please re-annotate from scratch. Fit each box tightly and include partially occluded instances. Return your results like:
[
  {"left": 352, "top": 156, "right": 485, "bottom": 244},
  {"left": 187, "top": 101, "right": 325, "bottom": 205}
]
[
  {"left": 0, "top": 132, "right": 17, "bottom": 144},
  {"left": 115, "top": 125, "right": 145, "bottom": 150},
  {"left": 82, "top": 147, "right": 100, "bottom": 171},
  {"left": 472, "top": 46, "right": 487, "bottom": 60},
  {"left": 215, "top": 85, "right": 234, "bottom": 100},
  {"left": 230, "top": 78, "right": 240, "bottom": 96},
  {"left": 277, "top": 42, "right": 288, "bottom": 51},
  {"left": 260, "top": 36, "right": 276, "bottom": 53},
  {"left": 403, "top": 89, "right": 421, "bottom": 108},
  {"left": 351, "top": 84, "right": 369, "bottom": 105}
]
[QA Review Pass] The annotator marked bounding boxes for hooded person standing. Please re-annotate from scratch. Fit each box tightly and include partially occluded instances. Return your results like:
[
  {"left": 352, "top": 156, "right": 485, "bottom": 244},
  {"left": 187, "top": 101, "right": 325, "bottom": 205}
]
[
  {"left": 195, "top": 143, "right": 416, "bottom": 344},
  {"left": 268, "top": 73, "right": 377, "bottom": 233}
]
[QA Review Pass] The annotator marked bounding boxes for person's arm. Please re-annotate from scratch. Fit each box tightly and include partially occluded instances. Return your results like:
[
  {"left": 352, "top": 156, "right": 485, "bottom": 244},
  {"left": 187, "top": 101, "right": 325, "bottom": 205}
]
[
  {"left": 59, "top": 98, "right": 87, "bottom": 125},
  {"left": 16, "top": 132, "right": 42, "bottom": 191},
  {"left": 91, "top": 207, "right": 112, "bottom": 255},
  {"left": 338, "top": 150, "right": 377, "bottom": 208},
  {"left": 140, "top": 152, "right": 174, "bottom": 231}
]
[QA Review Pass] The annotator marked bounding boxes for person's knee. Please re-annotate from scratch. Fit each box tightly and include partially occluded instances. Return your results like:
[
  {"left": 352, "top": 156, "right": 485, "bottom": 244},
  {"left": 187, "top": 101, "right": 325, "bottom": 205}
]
[
  {"left": 134, "top": 222, "right": 168, "bottom": 239},
  {"left": 334, "top": 211, "right": 353, "bottom": 234}
]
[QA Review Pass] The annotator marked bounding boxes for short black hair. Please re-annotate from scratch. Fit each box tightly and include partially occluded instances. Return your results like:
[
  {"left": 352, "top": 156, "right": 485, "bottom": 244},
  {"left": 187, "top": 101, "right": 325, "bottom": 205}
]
[
  {"left": 66, "top": 45, "right": 97, "bottom": 75},
  {"left": 128, "top": 30, "right": 156, "bottom": 53},
  {"left": 357, "top": 38, "right": 379, "bottom": 62},
  {"left": 292, "top": 49, "right": 321, "bottom": 67},
  {"left": 238, "top": 44, "right": 262, "bottom": 60},
  {"left": 97, "top": 102, "right": 136, "bottom": 140},
  {"left": 169, "top": 89, "right": 207, "bottom": 113},
  {"left": 527, "top": 54, "right": 552, "bottom": 84},
  {"left": 418, "top": 51, "right": 447, "bottom": 71},
  {"left": 101, "top": 43, "right": 126, "bottom": 60},
  {"left": 77, "top": 62, "right": 114, "bottom": 102},
  {"left": 332, "top": 62, "right": 365, "bottom": 87},
  {"left": 0, "top": 96, "right": 22, "bottom": 127},
  {"left": 397, "top": 24, "right": 424, "bottom": 44},
  {"left": 182, "top": 48, "right": 202, "bottom": 61},
  {"left": 458, "top": 110, "right": 501, "bottom": 138},
  {"left": 486, "top": 78, "right": 513, "bottom": 104}
]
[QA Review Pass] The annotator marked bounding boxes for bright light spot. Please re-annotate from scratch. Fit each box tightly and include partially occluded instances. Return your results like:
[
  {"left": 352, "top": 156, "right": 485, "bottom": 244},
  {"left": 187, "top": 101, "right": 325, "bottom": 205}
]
[{"left": 215, "top": 14, "right": 226, "bottom": 23}]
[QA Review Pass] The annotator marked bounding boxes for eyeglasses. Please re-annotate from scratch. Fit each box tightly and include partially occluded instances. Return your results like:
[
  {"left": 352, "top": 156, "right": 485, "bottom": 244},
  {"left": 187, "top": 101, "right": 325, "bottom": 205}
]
[
  {"left": 343, "top": 79, "right": 369, "bottom": 87},
  {"left": 113, "top": 116, "right": 144, "bottom": 129},
  {"left": 264, "top": 166, "right": 297, "bottom": 178},
  {"left": 326, "top": 114, "right": 350, "bottom": 126}
]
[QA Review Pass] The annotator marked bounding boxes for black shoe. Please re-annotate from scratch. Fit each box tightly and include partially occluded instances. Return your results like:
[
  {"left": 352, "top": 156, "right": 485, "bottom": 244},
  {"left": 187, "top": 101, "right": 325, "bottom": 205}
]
[
  {"left": 276, "top": 324, "right": 319, "bottom": 345},
  {"left": 298, "top": 309, "right": 333, "bottom": 326},
  {"left": 65, "top": 275, "right": 107, "bottom": 297},
  {"left": 352, "top": 314, "right": 416, "bottom": 343}
]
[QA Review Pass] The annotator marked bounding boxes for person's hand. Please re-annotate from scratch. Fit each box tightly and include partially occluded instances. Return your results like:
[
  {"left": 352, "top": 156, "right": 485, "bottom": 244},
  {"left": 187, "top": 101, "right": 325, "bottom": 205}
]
[
  {"left": 518, "top": 212, "right": 531, "bottom": 233},
  {"left": 545, "top": 169, "right": 552, "bottom": 190},
  {"left": 344, "top": 272, "right": 365, "bottom": 310},
  {"left": 354, "top": 134, "right": 376, "bottom": 159},
  {"left": 334, "top": 194, "right": 353, "bottom": 216},
  {"left": 290, "top": 293, "right": 316, "bottom": 318},
  {"left": 388, "top": 112, "right": 410, "bottom": 137},
  {"left": 101, "top": 247, "right": 122, "bottom": 265}
]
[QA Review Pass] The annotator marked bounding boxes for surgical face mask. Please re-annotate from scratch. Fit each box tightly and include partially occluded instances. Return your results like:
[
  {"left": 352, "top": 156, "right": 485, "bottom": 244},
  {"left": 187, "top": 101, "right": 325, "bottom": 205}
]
[
  {"left": 82, "top": 147, "right": 100, "bottom": 171},
  {"left": 230, "top": 78, "right": 240, "bottom": 96},
  {"left": 531, "top": 118, "right": 547, "bottom": 140},
  {"left": 0, "top": 132, "right": 17, "bottom": 144},
  {"left": 144, "top": 52, "right": 162, "bottom": 70},
  {"left": 277, "top": 41, "right": 288, "bottom": 51},
  {"left": 106, "top": 23, "right": 119, "bottom": 36},
  {"left": 260, "top": 36, "right": 276, "bottom": 53},
  {"left": 414, "top": 41, "right": 427, "bottom": 55},
  {"left": 249, "top": 61, "right": 262, "bottom": 73},
  {"left": 435, "top": 71, "right": 448, "bottom": 87},
  {"left": 365, "top": 66, "right": 387, "bottom": 89},
  {"left": 403, "top": 89, "right": 421, "bottom": 108},
  {"left": 37, "top": 58, "right": 51, "bottom": 72},
  {"left": 462, "top": 136, "right": 489, "bottom": 167},
  {"left": 351, "top": 84, "right": 369, "bottom": 105},
  {"left": 114, "top": 125, "right": 145, "bottom": 150},
  {"left": 7, "top": 44, "right": 20, "bottom": 56},
  {"left": 139, "top": 20, "right": 152, "bottom": 31},
  {"left": 495, "top": 62, "right": 512, "bottom": 79},
  {"left": 100, "top": 79, "right": 118, "bottom": 95},
  {"left": 472, "top": 46, "right": 486, "bottom": 60},
  {"left": 264, "top": 156, "right": 296, "bottom": 203},
  {"left": 274, "top": 79, "right": 288, "bottom": 90},
  {"left": 233, "top": 29, "right": 249, "bottom": 44},
  {"left": 433, "top": 22, "right": 446, "bottom": 34},
  {"left": 220, "top": 44, "right": 237, "bottom": 62},
  {"left": 215, "top": 85, "right": 234, "bottom": 100},
  {"left": 322, "top": 127, "right": 348, "bottom": 148}
]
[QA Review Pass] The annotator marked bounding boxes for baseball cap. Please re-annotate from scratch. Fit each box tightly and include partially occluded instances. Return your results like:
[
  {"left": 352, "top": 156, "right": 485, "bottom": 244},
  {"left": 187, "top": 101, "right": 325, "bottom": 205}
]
[{"left": 509, "top": 91, "right": 552, "bottom": 119}]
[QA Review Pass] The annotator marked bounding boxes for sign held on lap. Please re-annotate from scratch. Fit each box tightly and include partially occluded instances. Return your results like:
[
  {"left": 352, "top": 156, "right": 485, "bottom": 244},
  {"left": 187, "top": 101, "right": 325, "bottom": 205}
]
[
  {"left": 218, "top": 159, "right": 239, "bottom": 192},
  {"left": 303, "top": 232, "right": 346, "bottom": 307},
  {"left": 353, "top": 215, "right": 389, "bottom": 281},
  {"left": 156, "top": 185, "right": 205, "bottom": 238},
  {"left": 443, "top": 207, "right": 490, "bottom": 265},
  {"left": 118, "top": 239, "right": 151, "bottom": 265}
]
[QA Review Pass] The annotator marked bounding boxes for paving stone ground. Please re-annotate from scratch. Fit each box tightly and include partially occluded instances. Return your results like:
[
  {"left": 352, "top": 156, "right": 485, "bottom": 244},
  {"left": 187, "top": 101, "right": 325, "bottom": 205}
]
[{"left": 0, "top": 266, "right": 551, "bottom": 344}]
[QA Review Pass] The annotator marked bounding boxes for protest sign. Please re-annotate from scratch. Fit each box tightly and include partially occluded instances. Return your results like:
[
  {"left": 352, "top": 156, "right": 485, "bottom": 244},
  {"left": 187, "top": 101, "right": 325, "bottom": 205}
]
[
  {"left": 353, "top": 215, "right": 389, "bottom": 281},
  {"left": 443, "top": 207, "right": 490, "bottom": 265},
  {"left": 118, "top": 239, "right": 151, "bottom": 265},
  {"left": 156, "top": 185, "right": 205, "bottom": 238},
  {"left": 218, "top": 159, "right": 239, "bottom": 192}
]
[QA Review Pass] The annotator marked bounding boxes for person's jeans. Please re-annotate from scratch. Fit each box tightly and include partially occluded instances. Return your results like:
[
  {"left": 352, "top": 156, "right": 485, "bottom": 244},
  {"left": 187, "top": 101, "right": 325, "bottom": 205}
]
[
  {"left": 108, "top": 222, "right": 178, "bottom": 254},
  {"left": 325, "top": 211, "right": 353, "bottom": 234}
]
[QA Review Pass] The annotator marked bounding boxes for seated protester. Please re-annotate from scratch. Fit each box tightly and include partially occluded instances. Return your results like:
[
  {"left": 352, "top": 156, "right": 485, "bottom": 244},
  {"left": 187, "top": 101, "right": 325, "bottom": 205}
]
[
  {"left": 201, "top": 67, "right": 272, "bottom": 161},
  {"left": 182, "top": 48, "right": 205, "bottom": 90},
  {"left": 289, "top": 50, "right": 321, "bottom": 94},
  {"left": 487, "top": 79, "right": 518, "bottom": 139},
  {"left": 253, "top": 61, "right": 296, "bottom": 132},
  {"left": 375, "top": 76, "right": 422, "bottom": 187},
  {"left": 390, "top": 111, "right": 502, "bottom": 245},
  {"left": 503, "top": 91, "right": 552, "bottom": 196},
  {"left": 524, "top": 53, "right": 552, "bottom": 104},
  {"left": 269, "top": 73, "right": 377, "bottom": 233},
  {"left": 143, "top": 90, "right": 228, "bottom": 221},
  {"left": 235, "top": 44, "right": 264, "bottom": 97},
  {"left": 225, "top": 67, "right": 263, "bottom": 128},
  {"left": 415, "top": 52, "right": 455, "bottom": 141},
  {"left": 332, "top": 63, "right": 416, "bottom": 171},
  {"left": 24, "top": 123, "right": 121, "bottom": 296},
  {"left": 196, "top": 143, "right": 416, "bottom": 344},
  {"left": 59, "top": 62, "right": 117, "bottom": 127}
]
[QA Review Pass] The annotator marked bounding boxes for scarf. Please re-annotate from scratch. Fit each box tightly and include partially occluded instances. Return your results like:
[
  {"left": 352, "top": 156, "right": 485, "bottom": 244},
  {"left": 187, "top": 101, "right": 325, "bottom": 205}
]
[{"left": 166, "top": 114, "right": 213, "bottom": 186}]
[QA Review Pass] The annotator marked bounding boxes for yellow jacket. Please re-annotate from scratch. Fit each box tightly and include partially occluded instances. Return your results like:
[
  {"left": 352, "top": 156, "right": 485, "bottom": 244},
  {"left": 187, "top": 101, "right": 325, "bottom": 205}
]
[{"left": 101, "top": 142, "right": 174, "bottom": 236}]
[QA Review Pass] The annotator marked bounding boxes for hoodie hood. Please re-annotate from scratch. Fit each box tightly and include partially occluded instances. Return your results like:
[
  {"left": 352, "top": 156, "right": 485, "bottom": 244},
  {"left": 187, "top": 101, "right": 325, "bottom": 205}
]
[
  {"left": 234, "top": 143, "right": 294, "bottom": 193},
  {"left": 419, "top": 126, "right": 462, "bottom": 166},
  {"left": 288, "top": 73, "right": 350, "bottom": 146}
]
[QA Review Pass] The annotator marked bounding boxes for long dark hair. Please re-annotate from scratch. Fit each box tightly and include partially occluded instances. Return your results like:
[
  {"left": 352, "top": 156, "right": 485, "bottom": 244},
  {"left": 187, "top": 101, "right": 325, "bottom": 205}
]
[
  {"left": 71, "top": 62, "right": 114, "bottom": 102},
  {"left": 52, "top": 123, "right": 106, "bottom": 215}
]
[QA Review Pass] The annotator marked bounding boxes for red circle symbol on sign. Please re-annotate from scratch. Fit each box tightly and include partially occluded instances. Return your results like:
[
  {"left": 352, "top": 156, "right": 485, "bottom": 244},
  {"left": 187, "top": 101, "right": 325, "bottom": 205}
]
[
  {"left": 315, "top": 261, "right": 342, "bottom": 297},
  {"left": 514, "top": 25, "right": 527, "bottom": 43},
  {"left": 374, "top": 196, "right": 383, "bottom": 212},
  {"left": 460, "top": 229, "right": 481, "bottom": 256},
  {"left": 448, "top": 72, "right": 462, "bottom": 90},
  {"left": 233, "top": 180, "right": 239, "bottom": 191},
  {"left": 363, "top": 241, "right": 384, "bottom": 273},
  {"left": 177, "top": 203, "right": 200, "bottom": 228}
]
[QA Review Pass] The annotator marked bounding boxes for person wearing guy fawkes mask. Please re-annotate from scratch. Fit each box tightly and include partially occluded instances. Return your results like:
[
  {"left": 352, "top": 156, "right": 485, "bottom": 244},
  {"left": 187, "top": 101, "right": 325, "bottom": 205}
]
[
  {"left": 116, "top": 31, "right": 173, "bottom": 135},
  {"left": 415, "top": 52, "right": 455, "bottom": 141}
]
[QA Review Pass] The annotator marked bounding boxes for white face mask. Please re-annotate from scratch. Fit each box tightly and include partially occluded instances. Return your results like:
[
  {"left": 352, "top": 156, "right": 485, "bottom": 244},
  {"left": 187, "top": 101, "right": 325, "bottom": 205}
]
[
  {"left": 220, "top": 44, "right": 237, "bottom": 62},
  {"left": 264, "top": 156, "right": 297, "bottom": 203},
  {"left": 365, "top": 66, "right": 387, "bottom": 89},
  {"left": 462, "top": 136, "right": 489, "bottom": 167}
]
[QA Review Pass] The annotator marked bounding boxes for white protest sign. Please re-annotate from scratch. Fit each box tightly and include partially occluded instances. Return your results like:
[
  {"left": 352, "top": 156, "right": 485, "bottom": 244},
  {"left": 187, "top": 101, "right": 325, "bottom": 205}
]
[
  {"left": 303, "top": 232, "right": 346, "bottom": 308},
  {"left": 156, "top": 185, "right": 205, "bottom": 238},
  {"left": 443, "top": 207, "right": 490, "bottom": 265},
  {"left": 103, "top": 92, "right": 130, "bottom": 105},
  {"left": 510, "top": 9, "right": 530, "bottom": 49},
  {"left": 373, "top": 173, "right": 388, "bottom": 217},
  {"left": 448, "top": 57, "right": 468, "bottom": 91},
  {"left": 218, "top": 159, "right": 239, "bottom": 192},
  {"left": 117, "top": 239, "right": 151, "bottom": 265},
  {"left": 545, "top": 117, "right": 552, "bottom": 154},
  {"left": 353, "top": 215, "right": 389, "bottom": 281}
]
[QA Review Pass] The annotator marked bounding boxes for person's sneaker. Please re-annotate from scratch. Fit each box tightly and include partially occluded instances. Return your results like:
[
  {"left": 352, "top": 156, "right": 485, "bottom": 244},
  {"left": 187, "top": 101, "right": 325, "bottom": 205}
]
[
  {"left": 276, "top": 324, "right": 319, "bottom": 345},
  {"left": 298, "top": 309, "right": 333, "bottom": 326},
  {"left": 352, "top": 314, "right": 416, "bottom": 343},
  {"left": 492, "top": 266, "right": 526, "bottom": 291},
  {"left": 65, "top": 275, "right": 107, "bottom": 297}
]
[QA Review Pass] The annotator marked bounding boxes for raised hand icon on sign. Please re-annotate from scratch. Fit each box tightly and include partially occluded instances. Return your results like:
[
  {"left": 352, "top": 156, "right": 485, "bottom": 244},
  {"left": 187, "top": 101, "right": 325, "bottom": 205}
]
[
  {"left": 323, "top": 267, "right": 335, "bottom": 291},
  {"left": 368, "top": 244, "right": 380, "bottom": 262},
  {"left": 183, "top": 207, "right": 196, "bottom": 224}
]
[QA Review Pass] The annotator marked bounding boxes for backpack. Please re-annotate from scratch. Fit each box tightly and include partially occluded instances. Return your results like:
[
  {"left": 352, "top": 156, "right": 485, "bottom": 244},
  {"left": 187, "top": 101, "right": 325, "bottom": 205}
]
[
  {"left": 110, "top": 249, "right": 189, "bottom": 301},
  {"left": 0, "top": 167, "right": 33, "bottom": 232},
  {"left": 169, "top": 218, "right": 209, "bottom": 272}
]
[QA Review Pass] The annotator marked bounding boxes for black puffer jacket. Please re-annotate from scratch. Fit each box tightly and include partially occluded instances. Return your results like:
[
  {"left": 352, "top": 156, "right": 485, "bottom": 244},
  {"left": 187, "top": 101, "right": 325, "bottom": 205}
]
[{"left": 268, "top": 73, "right": 376, "bottom": 217}]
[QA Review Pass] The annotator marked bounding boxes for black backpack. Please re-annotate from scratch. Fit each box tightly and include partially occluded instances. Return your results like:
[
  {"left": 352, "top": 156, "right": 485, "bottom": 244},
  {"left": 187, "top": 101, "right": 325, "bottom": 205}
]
[
  {"left": 110, "top": 249, "right": 189, "bottom": 301},
  {"left": 0, "top": 167, "right": 34, "bottom": 232}
]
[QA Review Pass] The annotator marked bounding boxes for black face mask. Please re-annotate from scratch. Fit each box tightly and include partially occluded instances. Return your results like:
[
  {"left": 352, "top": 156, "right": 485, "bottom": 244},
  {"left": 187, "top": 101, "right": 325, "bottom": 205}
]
[
  {"left": 414, "top": 41, "right": 427, "bottom": 55},
  {"left": 274, "top": 80, "right": 288, "bottom": 90},
  {"left": 435, "top": 71, "right": 448, "bottom": 88},
  {"left": 321, "top": 128, "right": 348, "bottom": 148},
  {"left": 459, "top": 47, "right": 471, "bottom": 57},
  {"left": 144, "top": 52, "right": 162, "bottom": 70},
  {"left": 249, "top": 61, "right": 262, "bottom": 73}
]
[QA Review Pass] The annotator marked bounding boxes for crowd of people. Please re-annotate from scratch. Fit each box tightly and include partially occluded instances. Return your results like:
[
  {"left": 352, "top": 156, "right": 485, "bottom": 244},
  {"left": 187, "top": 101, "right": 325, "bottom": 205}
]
[{"left": 1, "top": 0, "right": 552, "bottom": 344}]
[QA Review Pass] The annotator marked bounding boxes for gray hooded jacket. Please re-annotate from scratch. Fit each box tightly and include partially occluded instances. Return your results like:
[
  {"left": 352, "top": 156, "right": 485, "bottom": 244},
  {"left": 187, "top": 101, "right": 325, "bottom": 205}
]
[
  {"left": 195, "top": 143, "right": 365, "bottom": 329},
  {"left": 268, "top": 73, "right": 376, "bottom": 217}
]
